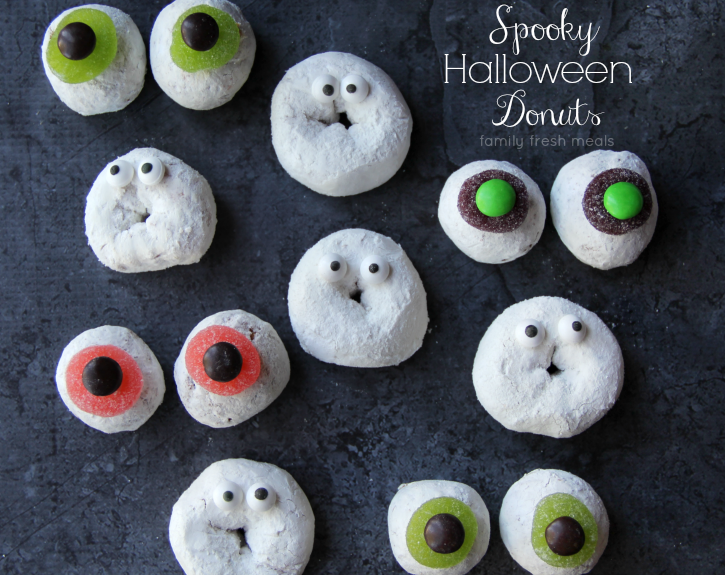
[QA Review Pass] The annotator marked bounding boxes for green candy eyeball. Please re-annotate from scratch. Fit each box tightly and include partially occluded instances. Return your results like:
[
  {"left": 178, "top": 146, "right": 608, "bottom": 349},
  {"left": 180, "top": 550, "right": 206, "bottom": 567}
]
[
  {"left": 170, "top": 5, "right": 241, "bottom": 73},
  {"left": 46, "top": 8, "right": 117, "bottom": 84},
  {"left": 475, "top": 178, "right": 516, "bottom": 217},
  {"left": 603, "top": 181, "right": 644, "bottom": 220}
]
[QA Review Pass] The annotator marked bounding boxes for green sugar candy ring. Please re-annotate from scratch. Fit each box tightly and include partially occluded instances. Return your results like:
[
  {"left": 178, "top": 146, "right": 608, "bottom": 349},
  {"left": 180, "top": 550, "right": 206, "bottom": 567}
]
[
  {"left": 475, "top": 178, "right": 516, "bottom": 217},
  {"left": 170, "top": 6, "right": 241, "bottom": 73},
  {"left": 46, "top": 8, "right": 118, "bottom": 84},
  {"left": 406, "top": 497, "right": 478, "bottom": 569},
  {"left": 603, "top": 181, "right": 643, "bottom": 220},
  {"left": 531, "top": 493, "right": 598, "bottom": 568}
]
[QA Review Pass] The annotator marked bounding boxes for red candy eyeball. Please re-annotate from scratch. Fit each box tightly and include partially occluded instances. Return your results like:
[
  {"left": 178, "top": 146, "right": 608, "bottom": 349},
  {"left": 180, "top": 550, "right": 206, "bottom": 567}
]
[
  {"left": 185, "top": 326, "right": 261, "bottom": 396},
  {"left": 65, "top": 345, "right": 144, "bottom": 417}
]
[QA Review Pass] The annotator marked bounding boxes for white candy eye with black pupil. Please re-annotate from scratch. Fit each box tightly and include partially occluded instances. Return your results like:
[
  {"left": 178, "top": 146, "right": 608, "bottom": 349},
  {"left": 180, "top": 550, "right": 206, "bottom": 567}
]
[
  {"left": 558, "top": 314, "right": 587, "bottom": 344},
  {"left": 515, "top": 319, "right": 545, "bottom": 348},
  {"left": 311, "top": 74, "right": 339, "bottom": 103},
  {"left": 137, "top": 157, "right": 165, "bottom": 186},
  {"left": 341, "top": 74, "right": 369, "bottom": 103},
  {"left": 318, "top": 253, "right": 348, "bottom": 282},
  {"left": 360, "top": 255, "right": 390, "bottom": 285},
  {"left": 213, "top": 479, "right": 243, "bottom": 512},
  {"left": 246, "top": 482, "right": 276, "bottom": 512},
  {"left": 105, "top": 159, "right": 134, "bottom": 187}
]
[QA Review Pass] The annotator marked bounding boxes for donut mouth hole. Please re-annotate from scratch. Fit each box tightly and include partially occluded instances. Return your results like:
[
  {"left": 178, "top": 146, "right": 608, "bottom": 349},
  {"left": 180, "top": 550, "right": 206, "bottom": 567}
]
[
  {"left": 228, "top": 527, "right": 248, "bottom": 550},
  {"left": 349, "top": 287, "right": 363, "bottom": 304},
  {"left": 337, "top": 112, "right": 353, "bottom": 129},
  {"left": 547, "top": 362, "right": 562, "bottom": 376},
  {"left": 140, "top": 210, "right": 150, "bottom": 223}
]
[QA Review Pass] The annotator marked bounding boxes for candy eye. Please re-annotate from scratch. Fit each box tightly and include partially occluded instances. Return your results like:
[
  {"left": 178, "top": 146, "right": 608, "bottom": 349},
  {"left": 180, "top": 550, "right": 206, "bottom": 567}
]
[
  {"left": 340, "top": 74, "right": 369, "bottom": 103},
  {"left": 317, "top": 253, "right": 348, "bottom": 282},
  {"left": 246, "top": 482, "right": 277, "bottom": 512},
  {"left": 475, "top": 178, "right": 516, "bottom": 217},
  {"left": 602, "top": 181, "right": 643, "bottom": 220},
  {"left": 558, "top": 315, "right": 587, "bottom": 344},
  {"left": 137, "top": 157, "right": 165, "bottom": 186},
  {"left": 213, "top": 480, "right": 243, "bottom": 511},
  {"left": 359, "top": 255, "right": 390, "bottom": 285},
  {"left": 105, "top": 159, "right": 134, "bottom": 187},
  {"left": 185, "top": 325, "right": 261, "bottom": 396},
  {"left": 311, "top": 74, "right": 339, "bottom": 103},
  {"left": 170, "top": 6, "right": 241, "bottom": 73},
  {"left": 515, "top": 320, "right": 545, "bottom": 348}
]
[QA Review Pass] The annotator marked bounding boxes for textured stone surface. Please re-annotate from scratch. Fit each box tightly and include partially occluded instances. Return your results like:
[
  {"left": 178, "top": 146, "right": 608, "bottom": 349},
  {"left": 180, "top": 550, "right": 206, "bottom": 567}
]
[{"left": 1, "top": 1, "right": 724, "bottom": 574}]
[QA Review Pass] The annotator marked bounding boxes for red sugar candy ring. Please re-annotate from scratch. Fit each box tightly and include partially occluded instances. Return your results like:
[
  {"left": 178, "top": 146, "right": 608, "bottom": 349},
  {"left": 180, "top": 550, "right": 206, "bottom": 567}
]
[
  {"left": 66, "top": 345, "right": 144, "bottom": 417},
  {"left": 185, "top": 325, "right": 261, "bottom": 396}
]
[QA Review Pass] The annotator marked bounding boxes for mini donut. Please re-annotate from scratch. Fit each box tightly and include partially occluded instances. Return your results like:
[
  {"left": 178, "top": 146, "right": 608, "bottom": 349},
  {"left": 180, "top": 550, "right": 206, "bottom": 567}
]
[
  {"left": 472, "top": 296, "right": 624, "bottom": 438},
  {"left": 388, "top": 480, "right": 490, "bottom": 575},
  {"left": 500, "top": 469, "right": 609, "bottom": 575},
  {"left": 438, "top": 160, "right": 546, "bottom": 264},
  {"left": 85, "top": 147, "right": 217, "bottom": 273},
  {"left": 169, "top": 458, "right": 315, "bottom": 575},
  {"left": 150, "top": 0, "right": 256, "bottom": 110},
  {"left": 271, "top": 52, "right": 412, "bottom": 196},
  {"left": 55, "top": 326, "right": 164, "bottom": 433},
  {"left": 551, "top": 150, "right": 658, "bottom": 270},
  {"left": 288, "top": 229, "right": 428, "bottom": 367},
  {"left": 41, "top": 4, "right": 146, "bottom": 116},
  {"left": 174, "top": 310, "right": 290, "bottom": 428}
]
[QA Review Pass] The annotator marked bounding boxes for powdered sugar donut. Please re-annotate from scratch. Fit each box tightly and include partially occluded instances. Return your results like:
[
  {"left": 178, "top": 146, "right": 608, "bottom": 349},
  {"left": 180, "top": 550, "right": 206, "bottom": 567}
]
[
  {"left": 500, "top": 469, "right": 609, "bottom": 575},
  {"left": 472, "top": 296, "right": 623, "bottom": 438},
  {"left": 388, "top": 480, "right": 490, "bottom": 575},
  {"left": 271, "top": 52, "right": 412, "bottom": 196},
  {"left": 85, "top": 147, "right": 217, "bottom": 273},
  {"left": 169, "top": 458, "right": 314, "bottom": 575},
  {"left": 150, "top": 0, "right": 256, "bottom": 110},
  {"left": 288, "top": 229, "right": 428, "bottom": 367},
  {"left": 41, "top": 4, "right": 146, "bottom": 116},
  {"left": 55, "top": 326, "right": 164, "bottom": 433},
  {"left": 174, "top": 310, "right": 290, "bottom": 428},
  {"left": 551, "top": 150, "right": 658, "bottom": 270},
  {"left": 438, "top": 160, "right": 546, "bottom": 264}
]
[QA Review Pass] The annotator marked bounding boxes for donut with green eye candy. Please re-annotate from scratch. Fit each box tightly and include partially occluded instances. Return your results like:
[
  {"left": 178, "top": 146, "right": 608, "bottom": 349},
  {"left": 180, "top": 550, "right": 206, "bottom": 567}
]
[
  {"left": 388, "top": 480, "right": 490, "bottom": 575},
  {"left": 41, "top": 5, "right": 146, "bottom": 116},
  {"left": 500, "top": 469, "right": 609, "bottom": 575}
]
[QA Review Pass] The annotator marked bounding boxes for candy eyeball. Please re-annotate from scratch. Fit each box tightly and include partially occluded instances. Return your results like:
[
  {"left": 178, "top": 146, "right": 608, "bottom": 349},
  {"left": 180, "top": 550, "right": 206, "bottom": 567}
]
[
  {"left": 246, "top": 482, "right": 277, "bottom": 512},
  {"left": 311, "top": 74, "right": 339, "bottom": 103},
  {"left": 213, "top": 479, "right": 243, "bottom": 511},
  {"left": 137, "top": 157, "right": 165, "bottom": 186},
  {"left": 105, "top": 159, "right": 134, "bottom": 187},
  {"left": 516, "top": 320, "right": 545, "bottom": 348},
  {"left": 558, "top": 314, "right": 587, "bottom": 344},
  {"left": 360, "top": 255, "right": 390, "bottom": 285},
  {"left": 341, "top": 74, "right": 369, "bottom": 103},
  {"left": 317, "top": 253, "right": 348, "bottom": 282}
]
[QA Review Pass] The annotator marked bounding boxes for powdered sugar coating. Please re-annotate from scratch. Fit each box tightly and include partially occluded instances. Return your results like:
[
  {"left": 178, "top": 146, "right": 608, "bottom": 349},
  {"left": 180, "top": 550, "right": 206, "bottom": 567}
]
[
  {"left": 472, "top": 296, "right": 623, "bottom": 438},
  {"left": 174, "top": 310, "right": 290, "bottom": 428},
  {"left": 288, "top": 229, "right": 428, "bottom": 367},
  {"left": 56, "top": 326, "right": 164, "bottom": 433},
  {"left": 271, "top": 52, "right": 412, "bottom": 196}
]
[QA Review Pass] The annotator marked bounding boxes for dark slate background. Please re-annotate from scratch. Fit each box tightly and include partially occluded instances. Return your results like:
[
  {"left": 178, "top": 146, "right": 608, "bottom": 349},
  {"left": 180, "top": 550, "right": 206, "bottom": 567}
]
[{"left": 1, "top": 0, "right": 724, "bottom": 573}]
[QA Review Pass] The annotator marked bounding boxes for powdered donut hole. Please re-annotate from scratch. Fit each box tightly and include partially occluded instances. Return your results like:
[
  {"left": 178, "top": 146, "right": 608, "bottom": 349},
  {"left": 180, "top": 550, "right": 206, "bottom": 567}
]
[
  {"left": 551, "top": 149, "right": 658, "bottom": 270},
  {"left": 438, "top": 160, "right": 546, "bottom": 263},
  {"left": 271, "top": 52, "right": 412, "bottom": 196}
]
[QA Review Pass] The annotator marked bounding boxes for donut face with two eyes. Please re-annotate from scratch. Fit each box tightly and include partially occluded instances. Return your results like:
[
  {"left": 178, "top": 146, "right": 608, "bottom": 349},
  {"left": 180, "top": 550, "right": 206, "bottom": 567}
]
[
  {"left": 473, "top": 296, "right": 624, "bottom": 438},
  {"left": 174, "top": 310, "right": 290, "bottom": 428}
]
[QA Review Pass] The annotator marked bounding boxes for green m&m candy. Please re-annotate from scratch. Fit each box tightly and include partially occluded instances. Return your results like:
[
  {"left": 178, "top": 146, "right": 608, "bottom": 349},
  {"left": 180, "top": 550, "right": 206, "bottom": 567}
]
[
  {"left": 475, "top": 179, "right": 516, "bottom": 217},
  {"left": 602, "top": 181, "right": 643, "bottom": 220}
]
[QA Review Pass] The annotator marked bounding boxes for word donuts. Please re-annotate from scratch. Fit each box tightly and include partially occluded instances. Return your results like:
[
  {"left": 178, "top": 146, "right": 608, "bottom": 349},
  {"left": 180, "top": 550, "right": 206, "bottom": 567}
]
[
  {"left": 42, "top": 4, "right": 146, "bottom": 115},
  {"left": 551, "top": 150, "right": 658, "bottom": 270},
  {"left": 169, "top": 458, "right": 314, "bottom": 575},
  {"left": 271, "top": 52, "right": 412, "bottom": 196},
  {"left": 85, "top": 147, "right": 217, "bottom": 273},
  {"left": 438, "top": 160, "right": 546, "bottom": 263},
  {"left": 151, "top": 0, "right": 256, "bottom": 110},
  {"left": 174, "top": 310, "right": 290, "bottom": 428},
  {"left": 55, "top": 326, "right": 164, "bottom": 433},
  {"left": 288, "top": 229, "right": 428, "bottom": 367},
  {"left": 472, "top": 296, "right": 624, "bottom": 438}
]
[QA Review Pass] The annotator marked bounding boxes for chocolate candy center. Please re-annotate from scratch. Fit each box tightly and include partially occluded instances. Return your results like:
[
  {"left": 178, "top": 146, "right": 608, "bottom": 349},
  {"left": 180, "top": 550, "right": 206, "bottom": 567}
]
[
  {"left": 424, "top": 513, "right": 465, "bottom": 554},
  {"left": 181, "top": 12, "right": 220, "bottom": 52},
  {"left": 255, "top": 487, "right": 268, "bottom": 500},
  {"left": 57, "top": 22, "right": 97, "bottom": 61},
  {"left": 545, "top": 516, "right": 586, "bottom": 556},
  {"left": 203, "top": 341, "right": 243, "bottom": 382},
  {"left": 82, "top": 356, "right": 123, "bottom": 396}
]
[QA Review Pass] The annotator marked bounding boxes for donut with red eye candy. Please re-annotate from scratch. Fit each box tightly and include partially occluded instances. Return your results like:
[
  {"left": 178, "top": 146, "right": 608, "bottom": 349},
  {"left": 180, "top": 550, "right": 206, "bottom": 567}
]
[
  {"left": 174, "top": 310, "right": 290, "bottom": 428},
  {"left": 55, "top": 326, "right": 164, "bottom": 433}
]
